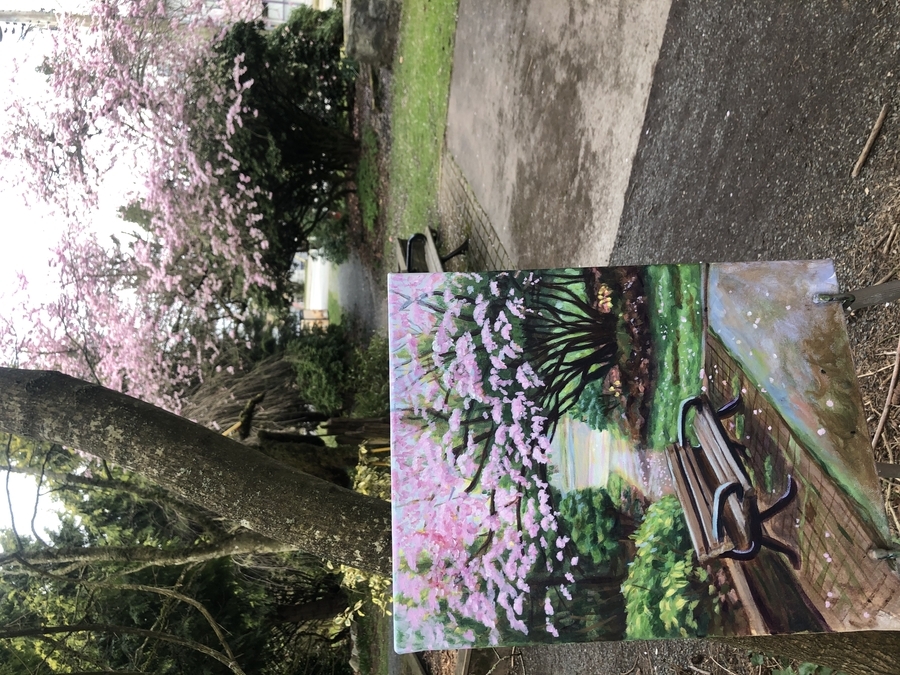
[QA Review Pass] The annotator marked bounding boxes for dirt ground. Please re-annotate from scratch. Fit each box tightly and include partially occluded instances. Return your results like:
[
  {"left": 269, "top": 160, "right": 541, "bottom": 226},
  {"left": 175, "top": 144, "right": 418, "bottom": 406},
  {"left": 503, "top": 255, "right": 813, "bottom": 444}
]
[{"left": 359, "top": 0, "right": 900, "bottom": 673}]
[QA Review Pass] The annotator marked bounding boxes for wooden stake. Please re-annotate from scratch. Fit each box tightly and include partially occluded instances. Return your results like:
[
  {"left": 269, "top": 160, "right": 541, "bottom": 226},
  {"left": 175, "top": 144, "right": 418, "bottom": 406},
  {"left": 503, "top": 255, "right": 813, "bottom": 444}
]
[
  {"left": 221, "top": 420, "right": 242, "bottom": 437},
  {"left": 852, "top": 103, "right": 889, "bottom": 178}
]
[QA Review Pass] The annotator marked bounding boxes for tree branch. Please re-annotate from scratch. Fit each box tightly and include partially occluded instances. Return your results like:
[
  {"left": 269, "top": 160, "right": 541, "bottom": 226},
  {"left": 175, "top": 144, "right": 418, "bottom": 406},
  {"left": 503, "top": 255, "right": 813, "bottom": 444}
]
[
  {"left": 0, "top": 622, "right": 245, "bottom": 675},
  {"left": 0, "top": 529, "right": 294, "bottom": 569},
  {"left": 2, "top": 462, "right": 226, "bottom": 536},
  {"left": 11, "top": 554, "right": 238, "bottom": 667}
]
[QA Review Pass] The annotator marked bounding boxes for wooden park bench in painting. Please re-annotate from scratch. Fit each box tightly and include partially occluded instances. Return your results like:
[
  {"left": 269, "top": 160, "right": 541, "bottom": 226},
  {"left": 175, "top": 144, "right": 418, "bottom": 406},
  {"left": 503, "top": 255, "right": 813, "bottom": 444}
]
[
  {"left": 394, "top": 229, "right": 469, "bottom": 273},
  {"left": 665, "top": 395, "right": 801, "bottom": 570}
]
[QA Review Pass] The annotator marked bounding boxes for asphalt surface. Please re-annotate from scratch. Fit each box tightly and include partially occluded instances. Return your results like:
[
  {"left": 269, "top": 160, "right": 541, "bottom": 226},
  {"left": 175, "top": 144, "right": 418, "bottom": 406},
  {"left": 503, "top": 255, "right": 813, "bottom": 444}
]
[
  {"left": 445, "top": 0, "right": 670, "bottom": 269},
  {"left": 336, "top": 251, "right": 387, "bottom": 338},
  {"left": 611, "top": 0, "right": 900, "bottom": 269}
]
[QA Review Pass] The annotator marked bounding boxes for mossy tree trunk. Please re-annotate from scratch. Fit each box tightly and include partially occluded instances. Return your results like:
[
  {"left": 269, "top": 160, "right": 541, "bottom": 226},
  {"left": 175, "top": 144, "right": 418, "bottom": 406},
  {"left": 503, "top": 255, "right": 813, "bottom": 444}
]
[{"left": 0, "top": 368, "right": 393, "bottom": 576}]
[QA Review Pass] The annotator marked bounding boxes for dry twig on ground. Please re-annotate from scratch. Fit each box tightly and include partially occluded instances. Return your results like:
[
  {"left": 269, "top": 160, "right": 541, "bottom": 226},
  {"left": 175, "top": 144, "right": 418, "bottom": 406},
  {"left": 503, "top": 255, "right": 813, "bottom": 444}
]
[{"left": 852, "top": 103, "right": 889, "bottom": 178}]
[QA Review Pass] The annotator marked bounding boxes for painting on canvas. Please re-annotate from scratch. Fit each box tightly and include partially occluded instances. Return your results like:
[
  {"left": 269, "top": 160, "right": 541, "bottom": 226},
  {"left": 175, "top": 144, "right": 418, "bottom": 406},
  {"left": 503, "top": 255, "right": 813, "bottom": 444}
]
[{"left": 388, "top": 261, "right": 899, "bottom": 652}]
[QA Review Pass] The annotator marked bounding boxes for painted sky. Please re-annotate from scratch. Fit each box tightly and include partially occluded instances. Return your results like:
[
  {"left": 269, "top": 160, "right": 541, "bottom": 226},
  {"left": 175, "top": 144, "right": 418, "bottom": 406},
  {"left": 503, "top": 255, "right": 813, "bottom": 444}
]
[{"left": 707, "top": 260, "right": 888, "bottom": 537}]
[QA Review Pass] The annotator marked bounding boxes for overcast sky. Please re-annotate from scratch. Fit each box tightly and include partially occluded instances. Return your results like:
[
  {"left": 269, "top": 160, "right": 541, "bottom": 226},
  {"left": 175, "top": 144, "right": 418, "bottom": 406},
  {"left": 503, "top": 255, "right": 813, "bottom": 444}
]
[
  {"left": 0, "top": 4, "right": 128, "bottom": 320},
  {"left": 0, "top": 1, "right": 96, "bottom": 540}
]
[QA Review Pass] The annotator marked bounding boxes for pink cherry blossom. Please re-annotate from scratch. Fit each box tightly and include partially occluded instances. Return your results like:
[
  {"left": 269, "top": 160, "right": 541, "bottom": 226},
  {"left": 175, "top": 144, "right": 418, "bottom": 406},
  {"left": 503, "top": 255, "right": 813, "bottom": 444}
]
[
  {"left": 0, "top": 0, "right": 291, "bottom": 412},
  {"left": 390, "top": 269, "right": 619, "bottom": 651}
]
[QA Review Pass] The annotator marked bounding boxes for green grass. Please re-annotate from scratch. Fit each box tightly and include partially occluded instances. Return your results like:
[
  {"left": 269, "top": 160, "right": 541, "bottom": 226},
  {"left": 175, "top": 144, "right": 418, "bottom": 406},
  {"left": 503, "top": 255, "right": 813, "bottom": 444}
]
[
  {"left": 328, "top": 288, "right": 343, "bottom": 325},
  {"left": 387, "top": 0, "right": 459, "bottom": 247},
  {"left": 353, "top": 598, "right": 391, "bottom": 675},
  {"left": 357, "top": 127, "right": 379, "bottom": 234}
]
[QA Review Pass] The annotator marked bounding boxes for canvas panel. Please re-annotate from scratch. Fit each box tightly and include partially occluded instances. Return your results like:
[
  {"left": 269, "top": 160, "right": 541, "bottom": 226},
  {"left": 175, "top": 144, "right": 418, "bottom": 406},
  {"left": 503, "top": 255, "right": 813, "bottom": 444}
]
[{"left": 388, "top": 262, "right": 899, "bottom": 652}]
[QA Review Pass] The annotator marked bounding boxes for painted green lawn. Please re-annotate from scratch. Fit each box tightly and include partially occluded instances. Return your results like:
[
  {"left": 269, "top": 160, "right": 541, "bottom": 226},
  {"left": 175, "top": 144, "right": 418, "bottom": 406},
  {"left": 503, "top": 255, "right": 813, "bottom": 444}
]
[
  {"left": 387, "top": 0, "right": 459, "bottom": 249},
  {"left": 644, "top": 265, "right": 703, "bottom": 449}
]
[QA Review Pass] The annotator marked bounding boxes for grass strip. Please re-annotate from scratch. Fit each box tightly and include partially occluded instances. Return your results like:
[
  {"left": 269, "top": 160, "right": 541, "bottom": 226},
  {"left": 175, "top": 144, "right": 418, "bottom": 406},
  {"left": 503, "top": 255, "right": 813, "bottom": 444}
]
[
  {"left": 387, "top": 0, "right": 459, "bottom": 247},
  {"left": 357, "top": 127, "right": 379, "bottom": 234}
]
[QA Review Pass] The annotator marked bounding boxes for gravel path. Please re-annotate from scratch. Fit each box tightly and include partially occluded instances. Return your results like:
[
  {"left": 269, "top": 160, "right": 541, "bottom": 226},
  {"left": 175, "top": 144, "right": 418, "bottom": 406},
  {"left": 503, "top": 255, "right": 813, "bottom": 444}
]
[{"left": 337, "top": 251, "right": 388, "bottom": 338}]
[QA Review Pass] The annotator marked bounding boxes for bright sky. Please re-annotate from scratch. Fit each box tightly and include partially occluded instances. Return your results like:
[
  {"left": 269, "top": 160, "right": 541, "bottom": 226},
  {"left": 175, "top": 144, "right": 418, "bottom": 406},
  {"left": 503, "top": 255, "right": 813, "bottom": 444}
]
[
  {"left": 0, "top": 0, "right": 272, "bottom": 546},
  {"left": 0, "top": 4, "right": 127, "bottom": 315},
  {"left": 0, "top": 1, "right": 118, "bottom": 540}
]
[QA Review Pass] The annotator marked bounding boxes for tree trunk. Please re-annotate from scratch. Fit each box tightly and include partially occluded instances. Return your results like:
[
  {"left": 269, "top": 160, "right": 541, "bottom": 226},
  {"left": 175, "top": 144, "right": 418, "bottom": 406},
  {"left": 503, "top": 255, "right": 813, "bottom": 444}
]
[
  {"left": 720, "top": 633, "right": 900, "bottom": 675},
  {"left": 275, "top": 586, "right": 348, "bottom": 623},
  {"left": 0, "top": 368, "right": 393, "bottom": 576},
  {"left": 252, "top": 437, "right": 358, "bottom": 488}
]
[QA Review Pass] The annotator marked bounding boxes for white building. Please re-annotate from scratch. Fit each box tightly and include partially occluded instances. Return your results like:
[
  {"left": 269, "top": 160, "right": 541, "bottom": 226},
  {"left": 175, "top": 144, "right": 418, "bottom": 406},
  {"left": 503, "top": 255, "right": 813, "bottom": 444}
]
[{"left": 290, "top": 251, "right": 332, "bottom": 329}]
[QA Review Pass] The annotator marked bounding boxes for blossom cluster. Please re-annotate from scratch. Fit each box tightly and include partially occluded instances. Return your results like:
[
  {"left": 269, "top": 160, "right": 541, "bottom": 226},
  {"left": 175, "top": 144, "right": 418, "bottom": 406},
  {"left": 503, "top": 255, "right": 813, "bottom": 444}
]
[
  {"left": 390, "top": 272, "right": 574, "bottom": 649},
  {"left": 0, "top": 0, "right": 280, "bottom": 410}
]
